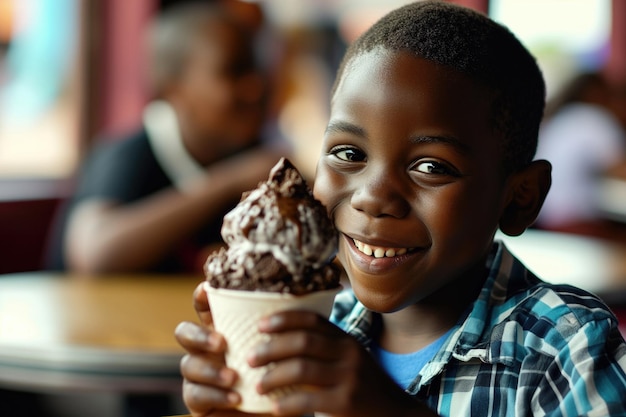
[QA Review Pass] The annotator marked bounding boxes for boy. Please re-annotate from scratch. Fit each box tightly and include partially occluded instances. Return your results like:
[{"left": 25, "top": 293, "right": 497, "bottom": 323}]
[
  {"left": 175, "top": 2, "right": 626, "bottom": 416},
  {"left": 47, "top": 2, "right": 282, "bottom": 274}
]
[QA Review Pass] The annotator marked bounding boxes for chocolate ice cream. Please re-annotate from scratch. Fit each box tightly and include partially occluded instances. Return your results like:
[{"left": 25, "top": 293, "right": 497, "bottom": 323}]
[{"left": 205, "top": 158, "right": 340, "bottom": 294}]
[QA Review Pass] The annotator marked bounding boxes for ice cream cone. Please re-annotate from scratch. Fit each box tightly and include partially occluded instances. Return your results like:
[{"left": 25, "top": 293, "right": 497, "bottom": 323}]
[{"left": 206, "top": 283, "right": 342, "bottom": 413}]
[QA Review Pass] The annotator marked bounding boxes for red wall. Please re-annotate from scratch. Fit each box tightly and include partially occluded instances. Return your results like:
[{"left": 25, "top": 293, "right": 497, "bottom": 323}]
[{"left": 96, "top": 0, "right": 157, "bottom": 138}]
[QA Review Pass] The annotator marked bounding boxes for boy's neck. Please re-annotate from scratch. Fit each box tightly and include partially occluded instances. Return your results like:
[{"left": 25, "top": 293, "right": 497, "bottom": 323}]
[
  {"left": 378, "top": 263, "right": 487, "bottom": 354},
  {"left": 379, "top": 306, "right": 457, "bottom": 354}
]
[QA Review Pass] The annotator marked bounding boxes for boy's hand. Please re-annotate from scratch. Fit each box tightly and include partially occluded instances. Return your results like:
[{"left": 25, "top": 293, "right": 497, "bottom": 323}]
[
  {"left": 249, "top": 311, "right": 435, "bottom": 417},
  {"left": 175, "top": 282, "right": 254, "bottom": 416},
  {"left": 176, "top": 283, "right": 435, "bottom": 416}
]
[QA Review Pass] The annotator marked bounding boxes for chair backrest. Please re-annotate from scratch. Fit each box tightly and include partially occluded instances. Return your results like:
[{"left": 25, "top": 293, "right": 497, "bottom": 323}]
[{"left": 0, "top": 197, "right": 63, "bottom": 274}]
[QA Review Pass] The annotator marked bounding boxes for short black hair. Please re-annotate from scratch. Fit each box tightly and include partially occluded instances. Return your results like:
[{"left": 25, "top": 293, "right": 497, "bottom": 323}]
[
  {"left": 146, "top": 2, "right": 258, "bottom": 96},
  {"left": 332, "top": 1, "right": 546, "bottom": 174}
]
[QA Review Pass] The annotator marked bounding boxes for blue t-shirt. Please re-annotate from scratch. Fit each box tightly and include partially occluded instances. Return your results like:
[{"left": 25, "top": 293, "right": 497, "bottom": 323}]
[{"left": 370, "top": 328, "right": 454, "bottom": 389}]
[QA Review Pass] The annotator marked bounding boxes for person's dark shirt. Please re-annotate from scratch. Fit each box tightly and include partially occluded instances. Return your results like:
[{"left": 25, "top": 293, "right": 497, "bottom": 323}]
[{"left": 45, "top": 129, "right": 224, "bottom": 273}]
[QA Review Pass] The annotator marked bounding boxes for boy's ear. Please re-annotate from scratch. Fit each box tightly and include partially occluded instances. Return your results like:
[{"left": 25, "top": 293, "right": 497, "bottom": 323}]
[{"left": 499, "top": 160, "right": 552, "bottom": 236}]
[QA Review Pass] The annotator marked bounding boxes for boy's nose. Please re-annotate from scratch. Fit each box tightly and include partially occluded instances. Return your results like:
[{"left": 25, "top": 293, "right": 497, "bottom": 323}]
[{"left": 350, "top": 175, "right": 410, "bottom": 219}]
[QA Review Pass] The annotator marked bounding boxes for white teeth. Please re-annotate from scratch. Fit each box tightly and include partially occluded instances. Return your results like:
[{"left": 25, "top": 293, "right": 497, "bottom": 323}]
[{"left": 352, "top": 239, "right": 412, "bottom": 258}]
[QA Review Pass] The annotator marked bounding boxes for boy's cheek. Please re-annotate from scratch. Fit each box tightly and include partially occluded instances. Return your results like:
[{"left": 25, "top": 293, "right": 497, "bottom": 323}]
[
  {"left": 313, "top": 164, "right": 345, "bottom": 213},
  {"left": 312, "top": 172, "right": 334, "bottom": 210}
]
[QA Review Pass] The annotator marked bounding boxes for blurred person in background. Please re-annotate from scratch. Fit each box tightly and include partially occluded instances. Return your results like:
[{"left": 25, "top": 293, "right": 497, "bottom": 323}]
[
  {"left": 535, "top": 71, "right": 626, "bottom": 242},
  {"left": 46, "top": 1, "right": 287, "bottom": 275}
]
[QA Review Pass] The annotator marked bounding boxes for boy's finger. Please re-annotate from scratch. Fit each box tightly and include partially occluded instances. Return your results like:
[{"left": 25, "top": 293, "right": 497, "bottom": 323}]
[
  {"left": 182, "top": 379, "right": 241, "bottom": 413},
  {"left": 271, "top": 387, "right": 334, "bottom": 417},
  {"left": 192, "top": 282, "right": 213, "bottom": 326},
  {"left": 174, "top": 321, "right": 226, "bottom": 353},
  {"left": 258, "top": 310, "right": 341, "bottom": 337},
  {"left": 257, "top": 357, "right": 339, "bottom": 393},
  {"left": 248, "top": 330, "right": 341, "bottom": 367},
  {"left": 180, "top": 354, "right": 237, "bottom": 388}
]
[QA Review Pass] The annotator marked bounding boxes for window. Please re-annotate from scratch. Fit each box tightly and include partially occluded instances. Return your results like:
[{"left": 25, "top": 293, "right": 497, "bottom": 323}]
[
  {"left": 490, "top": 0, "right": 611, "bottom": 101},
  {"left": 0, "top": 0, "right": 85, "bottom": 179}
]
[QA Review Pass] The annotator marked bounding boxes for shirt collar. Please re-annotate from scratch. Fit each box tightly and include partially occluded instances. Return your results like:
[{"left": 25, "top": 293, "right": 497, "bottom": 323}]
[
  {"left": 143, "top": 100, "right": 205, "bottom": 193},
  {"left": 417, "top": 241, "right": 543, "bottom": 389},
  {"left": 335, "top": 241, "right": 537, "bottom": 393}
]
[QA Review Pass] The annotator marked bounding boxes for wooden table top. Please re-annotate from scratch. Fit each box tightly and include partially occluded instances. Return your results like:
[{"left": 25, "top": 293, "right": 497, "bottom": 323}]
[{"left": 0, "top": 272, "right": 203, "bottom": 393}]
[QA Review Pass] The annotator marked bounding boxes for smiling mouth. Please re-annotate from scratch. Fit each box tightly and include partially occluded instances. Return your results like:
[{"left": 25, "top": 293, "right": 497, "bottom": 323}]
[{"left": 352, "top": 238, "right": 415, "bottom": 258}]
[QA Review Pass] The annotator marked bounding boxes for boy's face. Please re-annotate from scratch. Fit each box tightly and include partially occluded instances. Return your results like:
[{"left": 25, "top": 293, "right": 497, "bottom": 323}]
[
  {"left": 173, "top": 23, "right": 264, "bottom": 164},
  {"left": 314, "top": 50, "right": 512, "bottom": 313}
]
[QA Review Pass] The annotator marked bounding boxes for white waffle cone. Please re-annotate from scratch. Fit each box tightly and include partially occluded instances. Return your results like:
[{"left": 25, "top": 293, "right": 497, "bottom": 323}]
[{"left": 206, "top": 283, "right": 341, "bottom": 413}]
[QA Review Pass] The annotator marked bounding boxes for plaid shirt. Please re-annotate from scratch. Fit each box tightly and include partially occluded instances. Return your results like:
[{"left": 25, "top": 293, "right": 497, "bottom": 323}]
[{"left": 330, "top": 240, "right": 626, "bottom": 416}]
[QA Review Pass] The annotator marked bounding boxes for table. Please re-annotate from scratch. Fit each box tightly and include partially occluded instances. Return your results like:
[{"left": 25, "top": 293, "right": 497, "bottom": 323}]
[
  {"left": 497, "top": 229, "right": 626, "bottom": 305},
  {"left": 0, "top": 272, "right": 202, "bottom": 394},
  {"left": 2, "top": 232, "right": 626, "bottom": 394}
]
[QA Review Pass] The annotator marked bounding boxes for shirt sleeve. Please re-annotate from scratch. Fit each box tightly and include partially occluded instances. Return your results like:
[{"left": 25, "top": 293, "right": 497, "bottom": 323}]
[
  {"left": 533, "top": 318, "right": 626, "bottom": 416},
  {"left": 74, "top": 135, "right": 170, "bottom": 204}
]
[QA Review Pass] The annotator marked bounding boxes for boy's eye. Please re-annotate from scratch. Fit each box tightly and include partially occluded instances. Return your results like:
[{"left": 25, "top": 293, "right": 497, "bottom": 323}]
[
  {"left": 331, "top": 146, "right": 366, "bottom": 162},
  {"left": 414, "top": 160, "right": 457, "bottom": 176}
]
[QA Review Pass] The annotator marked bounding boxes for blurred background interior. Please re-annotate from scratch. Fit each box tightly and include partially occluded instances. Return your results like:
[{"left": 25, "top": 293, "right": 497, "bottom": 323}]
[{"left": 2, "top": 0, "right": 626, "bottom": 416}]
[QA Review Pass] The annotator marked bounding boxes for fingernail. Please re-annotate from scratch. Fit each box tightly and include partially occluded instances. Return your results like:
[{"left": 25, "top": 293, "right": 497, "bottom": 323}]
[
  {"left": 247, "top": 349, "right": 259, "bottom": 367},
  {"left": 258, "top": 314, "right": 281, "bottom": 332},
  {"left": 258, "top": 316, "right": 271, "bottom": 332},
  {"left": 226, "top": 391, "right": 240, "bottom": 405},
  {"left": 207, "top": 332, "right": 221, "bottom": 349},
  {"left": 219, "top": 367, "right": 236, "bottom": 385}
]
